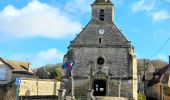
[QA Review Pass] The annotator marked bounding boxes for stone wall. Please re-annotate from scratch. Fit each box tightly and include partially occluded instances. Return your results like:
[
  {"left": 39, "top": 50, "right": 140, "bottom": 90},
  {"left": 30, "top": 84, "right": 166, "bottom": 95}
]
[
  {"left": 110, "top": 80, "right": 133, "bottom": 99},
  {"left": 19, "top": 78, "right": 60, "bottom": 96},
  {"left": 92, "top": 4, "right": 114, "bottom": 24},
  {"left": 72, "top": 47, "right": 131, "bottom": 78},
  {"left": 95, "top": 97, "right": 128, "bottom": 100},
  {"left": 74, "top": 79, "right": 88, "bottom": 100},
  {"left": 146, "top": 82, "right": 162, "bottom": 100},
  {"left": 0, "top": 82, "right": 16, "bottom": 100}
]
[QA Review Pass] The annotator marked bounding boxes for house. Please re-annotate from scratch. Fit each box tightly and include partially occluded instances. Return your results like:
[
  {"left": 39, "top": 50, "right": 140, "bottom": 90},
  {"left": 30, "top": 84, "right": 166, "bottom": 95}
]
[
  {"left": 138, "top": 62, "right": 156, "bottom": 93},
  {"left": 162, "top": 73, "right": 170, "bottom": 87},
  {"left": 0, "top": 57, "right": 33, "bottom": 85},
  {"left": 145, "top": 63, "right": 170, "bottom": 100}
]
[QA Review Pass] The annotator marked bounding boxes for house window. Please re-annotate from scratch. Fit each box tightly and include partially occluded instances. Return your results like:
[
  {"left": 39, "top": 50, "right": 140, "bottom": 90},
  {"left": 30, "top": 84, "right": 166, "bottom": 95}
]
[
  {"left": 0, "top": 68, "right": 7, "bottom": 80},
  {"left": 99, "top": 9, "right": 105, "bottom": 21}
]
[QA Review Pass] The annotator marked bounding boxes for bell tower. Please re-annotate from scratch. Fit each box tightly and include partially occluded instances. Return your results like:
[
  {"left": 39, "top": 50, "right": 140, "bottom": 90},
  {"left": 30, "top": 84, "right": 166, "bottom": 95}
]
[
  {"left": 91, "top": 0, "right": 115, "bottom": 24},
  {"left": 63, "top": 0, "right": 138, "bottom": 100}
]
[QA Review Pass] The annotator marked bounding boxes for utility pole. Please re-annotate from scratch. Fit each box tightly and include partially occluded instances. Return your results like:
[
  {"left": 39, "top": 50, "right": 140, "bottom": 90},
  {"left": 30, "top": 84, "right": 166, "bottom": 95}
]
[
  {"left": 143, "top": 59, "right": 146, "bottom": 95},
  {"left": 169, "top": 55, "right": 170, "bottom": 64},
  {"left": 71, "top": 76, "right": 75, "bottom": 100}
]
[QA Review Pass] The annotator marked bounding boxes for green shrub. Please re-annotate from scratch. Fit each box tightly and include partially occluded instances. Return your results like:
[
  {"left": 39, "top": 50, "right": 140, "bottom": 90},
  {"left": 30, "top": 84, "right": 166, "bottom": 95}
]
[
  {"left": 163, "top": 86, "right": 170, "bottom": 96},
  {"left": 138, "top": 92, "right": 146, "bottom": 100}
]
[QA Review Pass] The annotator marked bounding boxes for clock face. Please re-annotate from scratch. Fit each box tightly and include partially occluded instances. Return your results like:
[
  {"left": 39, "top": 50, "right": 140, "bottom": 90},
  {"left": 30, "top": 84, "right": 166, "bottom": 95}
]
[{"left": 99, "top": 29, "right": 105, "bottom": 35}]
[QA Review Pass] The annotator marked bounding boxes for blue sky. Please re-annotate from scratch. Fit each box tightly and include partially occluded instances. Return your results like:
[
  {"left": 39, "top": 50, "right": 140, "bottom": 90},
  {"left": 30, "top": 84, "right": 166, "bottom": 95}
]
[{"left": 0, "top": 0, "right": 170, "bottom": 68}]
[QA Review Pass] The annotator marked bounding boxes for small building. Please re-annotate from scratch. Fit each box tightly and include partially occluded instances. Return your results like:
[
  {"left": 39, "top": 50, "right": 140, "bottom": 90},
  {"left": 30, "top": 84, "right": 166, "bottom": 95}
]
[
  {"left": 138, "top": 62, "right": 156, "bottom": 93},
  {"left": 145, "top": 64, "right": 170, "bottom": 100},
  {"left": 162, "top": 73, "right": 170, "bottom": 87},
  {"left": 0, "top": 57, "right": 33, "bottom": 85}
]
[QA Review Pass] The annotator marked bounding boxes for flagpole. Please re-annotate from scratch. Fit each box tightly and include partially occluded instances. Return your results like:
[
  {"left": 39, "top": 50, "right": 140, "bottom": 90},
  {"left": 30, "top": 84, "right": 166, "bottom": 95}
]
[
  {"left": 16, "top": 84, "right": 19, "bottom": 100},
  {"left": 71, "top": 70, "right": 75, "bottom": 100},
  {"left": 62, "top": 61, "right": 75, "bottom": 100}
]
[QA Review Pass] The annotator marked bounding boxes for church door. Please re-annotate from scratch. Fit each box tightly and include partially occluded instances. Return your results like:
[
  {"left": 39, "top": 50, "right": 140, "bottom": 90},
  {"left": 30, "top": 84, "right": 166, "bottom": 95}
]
[{"left": 93, "top": 80, "right": 106, "bottom": 96}]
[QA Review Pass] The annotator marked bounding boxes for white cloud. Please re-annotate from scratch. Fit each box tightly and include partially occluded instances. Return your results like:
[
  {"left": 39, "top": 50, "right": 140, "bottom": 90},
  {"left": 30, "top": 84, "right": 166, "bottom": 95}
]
[
  {"left": 65, "top": 0, "right": 92, "bottom": 15},
  {"left": 132, "top": 0, "right": 155, "bottom": 12},
  {"left": 32, "top": 48, "right": 64, "bottom": 66},
  {"left": 0, "top": 0, "right": 82, "bottom": 39},
  {"left": 131, "top": 0, "right": 170, "bottom": 21},
  {"left": 151, "top": 10, "right": 170, "bottom": 21},
  {"left": 9, "top": 48, "right": 64, "bottom": 68}
]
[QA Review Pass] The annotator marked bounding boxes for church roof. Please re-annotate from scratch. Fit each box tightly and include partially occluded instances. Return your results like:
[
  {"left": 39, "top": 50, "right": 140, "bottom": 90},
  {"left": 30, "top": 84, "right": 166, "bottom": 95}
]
[
  {"left": 93, "top": 0, "right": 113, "bottom": 4},
  {"left": 69, "top": 18, "right": 130, "bottom": 48}
]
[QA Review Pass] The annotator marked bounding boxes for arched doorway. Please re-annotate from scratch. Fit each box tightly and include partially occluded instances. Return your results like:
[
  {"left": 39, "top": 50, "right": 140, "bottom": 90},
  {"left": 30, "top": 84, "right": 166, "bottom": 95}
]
[{"left": 93, "top": 80, "right": 106, "bottom": 96}]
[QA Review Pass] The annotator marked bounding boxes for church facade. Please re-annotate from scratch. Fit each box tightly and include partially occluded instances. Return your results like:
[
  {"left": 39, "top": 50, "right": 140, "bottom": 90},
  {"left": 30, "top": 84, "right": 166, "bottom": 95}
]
[{"left": 63, "top": 0, "right": 137, "bottom": 100}]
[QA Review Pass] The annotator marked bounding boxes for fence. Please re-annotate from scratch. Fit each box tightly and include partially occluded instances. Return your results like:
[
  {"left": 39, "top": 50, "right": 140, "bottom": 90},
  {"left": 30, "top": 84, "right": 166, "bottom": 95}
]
[{"left": 0, "top": 82, "right": 16, "bottom": 100}]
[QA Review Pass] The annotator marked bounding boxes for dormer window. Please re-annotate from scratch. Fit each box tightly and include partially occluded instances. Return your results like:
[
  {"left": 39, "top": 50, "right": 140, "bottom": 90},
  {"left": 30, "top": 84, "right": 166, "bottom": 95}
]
[{"left": 99, "top": 9, "right": 105, "bottom": 21}]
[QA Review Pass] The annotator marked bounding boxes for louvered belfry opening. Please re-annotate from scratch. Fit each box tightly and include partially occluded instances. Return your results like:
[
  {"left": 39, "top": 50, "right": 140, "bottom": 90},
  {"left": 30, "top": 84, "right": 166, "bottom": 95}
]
[{"left": 99, "top": 9, "right": 105, "bottom": 21}]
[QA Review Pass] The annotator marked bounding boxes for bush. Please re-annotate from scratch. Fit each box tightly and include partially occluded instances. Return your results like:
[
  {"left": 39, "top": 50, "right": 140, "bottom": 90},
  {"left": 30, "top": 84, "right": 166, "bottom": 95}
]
[
  {"left": 138, "top": 92, "right": 146, "bottom": 100},
  {"left": 163, "top": 86, "right": 170, "bottom": 96}
]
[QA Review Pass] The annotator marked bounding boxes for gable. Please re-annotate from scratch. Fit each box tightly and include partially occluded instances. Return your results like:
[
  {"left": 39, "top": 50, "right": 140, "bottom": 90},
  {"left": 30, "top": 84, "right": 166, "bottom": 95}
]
[
  {"left": 0, "top": 59, "right": 13, "bottom": 81},
  {"left": 0, "top": 58, "right": 13, "bottom": 70},
  {"left": 69, "top": 18, "right": 130, "bottom": 48},
  {"left": 0, "top": 57, "right": 33, "bottom": 74}
]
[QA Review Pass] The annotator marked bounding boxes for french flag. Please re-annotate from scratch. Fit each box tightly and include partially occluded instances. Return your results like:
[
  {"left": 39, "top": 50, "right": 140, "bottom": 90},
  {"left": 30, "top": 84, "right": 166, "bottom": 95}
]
[
  {"left": 62, "top": 61, "right": 75, "bottom": 77},
  {"left": 68, "top": 61, "right": 75, "bottom": 77},
  {"left": 69, "top": 70, "right": 74, "bottom": 77}
]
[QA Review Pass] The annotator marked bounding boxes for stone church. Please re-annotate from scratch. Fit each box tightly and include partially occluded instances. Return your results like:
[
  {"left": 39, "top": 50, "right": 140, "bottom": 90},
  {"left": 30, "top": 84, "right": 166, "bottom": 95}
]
[{"left": 63, "top": 0, "right": 137, "bottom": 100}]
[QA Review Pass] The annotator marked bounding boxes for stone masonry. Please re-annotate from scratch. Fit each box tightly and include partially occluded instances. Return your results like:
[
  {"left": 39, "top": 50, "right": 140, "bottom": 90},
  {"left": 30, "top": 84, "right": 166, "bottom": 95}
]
[{"left": 63, "top": 0, "right": 137, "bottom": 100}]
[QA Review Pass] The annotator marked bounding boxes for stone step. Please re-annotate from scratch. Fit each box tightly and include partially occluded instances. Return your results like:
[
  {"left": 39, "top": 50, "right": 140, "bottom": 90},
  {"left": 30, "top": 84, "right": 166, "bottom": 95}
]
[{"left": 95, "top": 96, "right": 128, "bottom": 100}]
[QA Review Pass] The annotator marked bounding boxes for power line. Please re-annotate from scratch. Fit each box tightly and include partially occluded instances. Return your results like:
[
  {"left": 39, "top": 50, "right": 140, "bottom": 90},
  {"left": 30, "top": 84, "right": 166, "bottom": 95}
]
[
  {"left": 54, "top": 0, "right": 116, "bottom": 26},
  {"left": 53, "top": 0, "right": 80, "bottom": 19},
  {"left": 150, "top": 37, "right": 170, "bottom": 58}
]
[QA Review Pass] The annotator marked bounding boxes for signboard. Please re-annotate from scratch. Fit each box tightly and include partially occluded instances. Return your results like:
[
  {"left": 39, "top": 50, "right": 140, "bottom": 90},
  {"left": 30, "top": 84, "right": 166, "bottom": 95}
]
[{"left": 15, "top": 78, "right": 21, "bottom": 85}]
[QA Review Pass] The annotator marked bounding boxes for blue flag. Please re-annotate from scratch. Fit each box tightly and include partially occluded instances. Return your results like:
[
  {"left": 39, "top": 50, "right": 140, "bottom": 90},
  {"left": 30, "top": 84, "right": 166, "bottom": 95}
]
[{"left": 62, "top": 62, "right": 68, "bottom": 69}]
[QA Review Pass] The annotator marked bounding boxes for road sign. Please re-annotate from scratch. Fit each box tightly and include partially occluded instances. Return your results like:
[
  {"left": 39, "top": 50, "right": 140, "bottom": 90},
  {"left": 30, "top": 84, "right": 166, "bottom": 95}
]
[
  {"left": 15, "top": 78, "right": 21, "bottom": 85},
  {"left": 16, "top": 78, "right": 21, "bottom": 100}
]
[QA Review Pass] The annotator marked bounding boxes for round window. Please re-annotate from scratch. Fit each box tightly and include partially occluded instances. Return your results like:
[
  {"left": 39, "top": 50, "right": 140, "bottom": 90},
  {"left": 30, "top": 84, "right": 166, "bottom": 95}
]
[{"left": 97, "top": 57, "right": 104, "bottom": 65}]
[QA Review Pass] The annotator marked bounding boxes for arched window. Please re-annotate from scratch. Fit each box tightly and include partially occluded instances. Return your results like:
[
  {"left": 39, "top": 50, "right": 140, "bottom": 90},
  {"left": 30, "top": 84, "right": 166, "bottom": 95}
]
[{"left": 99, "top": 9, "right": 105, "bottom": 21}]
